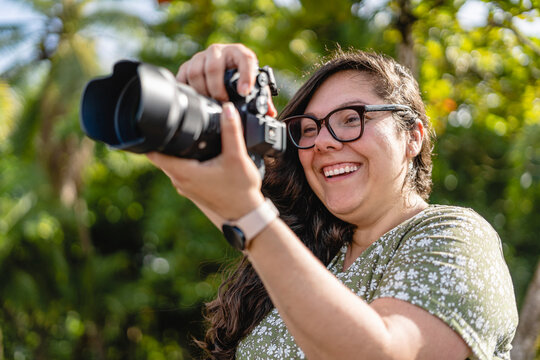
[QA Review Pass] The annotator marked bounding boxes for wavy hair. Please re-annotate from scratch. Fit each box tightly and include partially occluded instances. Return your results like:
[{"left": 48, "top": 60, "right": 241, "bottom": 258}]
[{"left": 196, "top": 48, "right": 433, "bottom": 359}]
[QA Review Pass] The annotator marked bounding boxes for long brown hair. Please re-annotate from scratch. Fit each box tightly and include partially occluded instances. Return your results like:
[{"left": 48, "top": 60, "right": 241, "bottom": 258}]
[{"left": 196, "top": 48, "right": 433, "bottom": 359}]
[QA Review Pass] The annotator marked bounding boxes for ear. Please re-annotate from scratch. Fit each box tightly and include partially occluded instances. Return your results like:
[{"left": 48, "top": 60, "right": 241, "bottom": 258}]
[{"left": 407, "top": 119, "right": 424, "bottom": 158}]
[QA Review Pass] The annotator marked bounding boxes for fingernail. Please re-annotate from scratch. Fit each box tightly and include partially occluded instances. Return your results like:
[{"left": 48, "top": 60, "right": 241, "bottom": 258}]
[
  {"left": 238, "top": 82, "right": 250, "bottom": 96},
  {"left": 223, "top": 102, "right": 235, "bottom": 118}
]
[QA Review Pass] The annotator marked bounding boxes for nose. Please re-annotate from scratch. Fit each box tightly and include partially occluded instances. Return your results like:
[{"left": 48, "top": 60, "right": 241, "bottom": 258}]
[{"left": 313, "top": 125, "right": 343, "bottom": 152}]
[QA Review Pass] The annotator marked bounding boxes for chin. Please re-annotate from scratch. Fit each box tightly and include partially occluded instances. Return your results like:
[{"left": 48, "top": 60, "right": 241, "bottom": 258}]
[{"left": 324, "top": 199, "right": 361, "bottom": 220}]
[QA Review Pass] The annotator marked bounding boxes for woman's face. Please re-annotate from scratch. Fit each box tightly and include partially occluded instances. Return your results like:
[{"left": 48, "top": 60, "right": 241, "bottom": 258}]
[{"left": 298, "top": 70, "right": 410, "bottom": 225}]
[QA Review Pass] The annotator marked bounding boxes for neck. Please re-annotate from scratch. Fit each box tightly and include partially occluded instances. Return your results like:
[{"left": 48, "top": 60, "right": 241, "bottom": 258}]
[{"left": 347, "top": 194, "right": 428, "bottom": 262}]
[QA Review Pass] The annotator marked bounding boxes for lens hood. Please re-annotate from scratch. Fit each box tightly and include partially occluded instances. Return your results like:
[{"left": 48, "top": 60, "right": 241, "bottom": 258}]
[{"left": 80, "top": 60, "right": 184, "bottom": 153}]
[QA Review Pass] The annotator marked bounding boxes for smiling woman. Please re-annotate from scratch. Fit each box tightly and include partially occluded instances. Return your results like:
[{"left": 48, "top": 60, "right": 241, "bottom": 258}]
[
  {"left": 292, "top": 69, "right": 425, "bottom": 225},
  {"left": 146, "top": 43, "right": 518, "bottom": 360}
]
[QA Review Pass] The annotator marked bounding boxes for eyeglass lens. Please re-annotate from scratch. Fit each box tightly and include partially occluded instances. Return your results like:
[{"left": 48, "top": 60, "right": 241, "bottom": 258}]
[{"left": 287, "top": 108, "right": 364, "bottom": 148}]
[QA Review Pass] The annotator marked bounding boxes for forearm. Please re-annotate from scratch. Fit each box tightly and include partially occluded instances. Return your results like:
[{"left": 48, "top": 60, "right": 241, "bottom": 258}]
[{"left": 245, "top": 218, "right": 393, "bottom": 359}]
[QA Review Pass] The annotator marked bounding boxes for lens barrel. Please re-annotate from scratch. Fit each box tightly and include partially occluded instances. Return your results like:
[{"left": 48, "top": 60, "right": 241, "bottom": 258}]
[{"left": 80, "top": 60, "right": 222, "bottom": 160}]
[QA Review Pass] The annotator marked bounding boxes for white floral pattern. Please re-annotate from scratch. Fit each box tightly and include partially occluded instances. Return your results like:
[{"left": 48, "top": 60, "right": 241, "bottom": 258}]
[{"left": 236, "top": 205, "right": 518, "bottom": 360}]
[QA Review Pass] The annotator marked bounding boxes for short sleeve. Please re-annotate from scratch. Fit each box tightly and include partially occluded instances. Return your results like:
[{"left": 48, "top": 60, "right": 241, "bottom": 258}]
[{"left": 373, "top": 206, "right": 518, "bottom": 360}]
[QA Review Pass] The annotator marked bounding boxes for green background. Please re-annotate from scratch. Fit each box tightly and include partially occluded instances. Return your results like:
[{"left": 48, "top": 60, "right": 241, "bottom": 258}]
[{"left": 0, "top": 0, "right": 539, "bottom": 358}]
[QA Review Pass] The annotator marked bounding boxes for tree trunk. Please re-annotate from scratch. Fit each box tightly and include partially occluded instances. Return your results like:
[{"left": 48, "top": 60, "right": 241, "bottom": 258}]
[
  {"left": 395, "top": 0, "right": 418, "bottom": 78},
  {"left": 512, "top": 260, "right": 540, "bottom": 360}
]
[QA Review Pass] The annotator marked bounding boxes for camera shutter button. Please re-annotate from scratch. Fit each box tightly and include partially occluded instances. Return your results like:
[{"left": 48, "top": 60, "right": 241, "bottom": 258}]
[{"left": 257, "top": 72, "right": 269, "bottom": 87}]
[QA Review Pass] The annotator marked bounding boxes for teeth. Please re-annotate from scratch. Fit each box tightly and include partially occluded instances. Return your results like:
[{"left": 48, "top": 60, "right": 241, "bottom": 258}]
[{"left": 324, "top": 165, "right": 359, "bottom": 178}]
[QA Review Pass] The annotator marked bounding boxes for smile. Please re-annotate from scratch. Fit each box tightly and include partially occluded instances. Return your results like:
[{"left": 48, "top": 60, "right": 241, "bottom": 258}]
[{"left": 322, "top": 163, "right": 361, "bottom": 178}]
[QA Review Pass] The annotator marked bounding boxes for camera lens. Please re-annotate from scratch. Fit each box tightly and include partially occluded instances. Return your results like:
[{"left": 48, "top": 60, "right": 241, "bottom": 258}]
[
  {"left": 114, "top": 76, "right": 143, "bottom": 143},
  {"left": 80, "top": 60, "right": 285, "bottom": 166}
]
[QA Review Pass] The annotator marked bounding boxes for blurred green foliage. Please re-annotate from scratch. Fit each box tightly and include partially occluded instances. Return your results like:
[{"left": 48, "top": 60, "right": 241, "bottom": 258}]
[{"left": 0, "top": 0, "right": 539, "bottom": 358}]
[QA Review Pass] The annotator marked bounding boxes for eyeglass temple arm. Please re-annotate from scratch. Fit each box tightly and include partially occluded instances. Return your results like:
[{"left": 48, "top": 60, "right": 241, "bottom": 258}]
[{"left": 364, "top": 104, "right": 412, "bottom": 112}]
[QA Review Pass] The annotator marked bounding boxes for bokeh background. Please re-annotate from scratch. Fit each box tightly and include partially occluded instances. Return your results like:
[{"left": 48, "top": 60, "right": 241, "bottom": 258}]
[{"left": 0, "top": 0, "right": 539, "bottom": 359}]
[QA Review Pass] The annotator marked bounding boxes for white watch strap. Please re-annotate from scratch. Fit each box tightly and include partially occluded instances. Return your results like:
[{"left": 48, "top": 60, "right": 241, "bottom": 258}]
[{"left": 232, "top": 198, "right": 279, "bottom": 247}]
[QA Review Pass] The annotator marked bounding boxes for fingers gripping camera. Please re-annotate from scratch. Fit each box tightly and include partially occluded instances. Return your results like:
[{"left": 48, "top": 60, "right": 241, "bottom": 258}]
[{"left": 80, "top": 60, "right": 286, "bottom": 176}]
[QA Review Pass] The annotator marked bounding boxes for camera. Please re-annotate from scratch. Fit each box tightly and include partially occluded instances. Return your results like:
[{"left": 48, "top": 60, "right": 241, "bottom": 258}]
[{"left": 80, "top": 60, "right": 286, "bottom": 174}]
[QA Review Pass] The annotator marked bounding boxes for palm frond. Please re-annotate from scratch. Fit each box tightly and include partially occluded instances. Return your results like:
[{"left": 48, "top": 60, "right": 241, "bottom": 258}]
[
  {"left": 78, "top": 9, "right": 148, "bottom": 32},
  {"left": 1, "top": 57, "right": 43, "bottom": 84},
  {"left": 0, "top": 23, "right": 35, "bottom": 49},
  {"left": 30, "top": 0, "right": 59, "bottom": 15}
]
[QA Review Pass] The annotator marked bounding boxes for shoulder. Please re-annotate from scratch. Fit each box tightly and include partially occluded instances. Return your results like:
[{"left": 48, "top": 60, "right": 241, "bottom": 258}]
[
  {"left": 376, "top": 205, "right": 518, "bottom": 359},
  {"left": 414, "top": 204, "right": 495, "bottom": 228},
  {"left": 392, "top": 204, "right": 510, "bottom": 287},
  {"left": 403, "top": 204, "right": 501, "bottom": 249}
]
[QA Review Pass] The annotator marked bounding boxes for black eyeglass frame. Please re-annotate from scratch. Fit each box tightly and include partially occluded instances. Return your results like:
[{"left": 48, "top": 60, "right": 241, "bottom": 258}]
[{"left": 284, "top": 104, "right": 414, "bottom": 149}]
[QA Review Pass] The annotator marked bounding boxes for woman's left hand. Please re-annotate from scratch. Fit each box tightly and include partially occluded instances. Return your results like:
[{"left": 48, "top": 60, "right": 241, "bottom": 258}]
[{"left": 146, "top": 102, "right": 265, "bottom": 221}]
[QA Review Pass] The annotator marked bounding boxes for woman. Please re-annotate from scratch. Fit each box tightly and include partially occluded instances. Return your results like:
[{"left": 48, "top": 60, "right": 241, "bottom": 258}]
[{"left": 148, "top": 44, "right": 518, "bottom": 359}]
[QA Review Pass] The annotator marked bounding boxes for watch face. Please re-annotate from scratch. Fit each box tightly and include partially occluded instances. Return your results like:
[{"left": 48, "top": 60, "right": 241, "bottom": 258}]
[{"left": 222, "top": 224, "right": 246, "bottom": 250}]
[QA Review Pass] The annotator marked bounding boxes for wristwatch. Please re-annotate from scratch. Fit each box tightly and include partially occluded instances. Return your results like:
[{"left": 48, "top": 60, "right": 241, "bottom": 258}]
[{"left": 221, "top": 198, "right": 279, "bottom": 250}]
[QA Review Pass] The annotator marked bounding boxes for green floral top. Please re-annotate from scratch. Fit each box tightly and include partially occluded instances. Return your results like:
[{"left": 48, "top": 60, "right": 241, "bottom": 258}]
[{"left": 236, "top": 205, "right": 518, "bottom": 360}]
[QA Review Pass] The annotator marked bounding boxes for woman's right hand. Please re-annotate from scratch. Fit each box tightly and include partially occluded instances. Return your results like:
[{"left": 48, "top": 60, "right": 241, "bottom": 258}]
[
  {"left": 146, "top": 44, "right": 274, "bottom": 222},
  {"left": 176, "top": 43, "right": 277, "bottom": 116}
]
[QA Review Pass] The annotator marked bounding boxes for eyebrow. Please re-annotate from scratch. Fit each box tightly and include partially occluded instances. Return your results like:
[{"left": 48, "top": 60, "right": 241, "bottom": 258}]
[
  {"left": 304, "top": 100, "right": 369, "bottom": 117},
  {"left": 339, "top": 100, "right": 369, "bottom": 107}
]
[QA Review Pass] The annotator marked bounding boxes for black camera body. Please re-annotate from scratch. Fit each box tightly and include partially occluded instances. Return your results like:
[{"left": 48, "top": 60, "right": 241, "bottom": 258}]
[{"left": 80, "top": 60, "right": 286, "bottom": 174}]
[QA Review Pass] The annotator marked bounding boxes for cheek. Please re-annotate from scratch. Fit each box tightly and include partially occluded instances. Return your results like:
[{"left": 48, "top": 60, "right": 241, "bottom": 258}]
[
  {"left": 298, "top": 150, "right": 312, "bottom": 173},
  {"left": 375, "top": 121, "right": 406, "bottom": 151},
  {"left": 363, "top": 125, "right": 408, "bottom": 170},
  {"left": 297, "top": 150, "right": 320, "bottom": 189}
]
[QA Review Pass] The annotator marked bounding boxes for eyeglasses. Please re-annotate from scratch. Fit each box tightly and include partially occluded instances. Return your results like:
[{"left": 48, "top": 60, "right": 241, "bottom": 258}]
[{"left": 283, "top": 104, "right": 413, "bottom": 149}]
